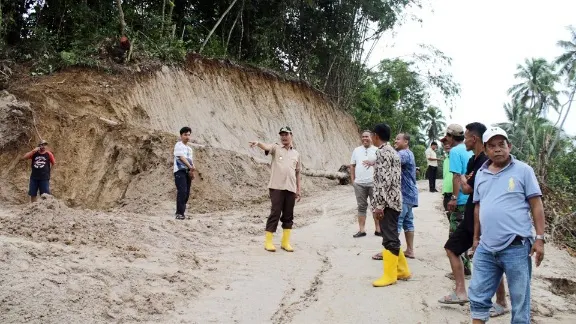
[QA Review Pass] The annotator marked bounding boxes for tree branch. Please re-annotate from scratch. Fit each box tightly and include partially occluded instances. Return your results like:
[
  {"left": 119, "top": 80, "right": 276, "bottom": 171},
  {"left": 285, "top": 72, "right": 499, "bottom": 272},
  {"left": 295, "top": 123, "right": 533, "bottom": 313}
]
[{"left": 199, "top": 0, "right": 239, "bottom": 54}]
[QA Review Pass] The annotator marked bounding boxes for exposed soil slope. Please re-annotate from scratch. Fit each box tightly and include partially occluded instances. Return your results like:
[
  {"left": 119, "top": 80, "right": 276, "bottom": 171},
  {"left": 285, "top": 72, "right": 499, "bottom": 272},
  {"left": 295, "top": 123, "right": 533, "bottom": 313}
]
[{"left": 0, "top": 58, "right": 358, "bottom": 209}]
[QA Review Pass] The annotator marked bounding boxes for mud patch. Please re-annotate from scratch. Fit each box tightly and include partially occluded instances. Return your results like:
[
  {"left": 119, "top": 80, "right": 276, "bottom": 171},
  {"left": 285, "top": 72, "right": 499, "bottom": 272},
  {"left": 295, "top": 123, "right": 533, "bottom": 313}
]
[{"left": 546, "top": 277, "right": 576, "bottom": 296}]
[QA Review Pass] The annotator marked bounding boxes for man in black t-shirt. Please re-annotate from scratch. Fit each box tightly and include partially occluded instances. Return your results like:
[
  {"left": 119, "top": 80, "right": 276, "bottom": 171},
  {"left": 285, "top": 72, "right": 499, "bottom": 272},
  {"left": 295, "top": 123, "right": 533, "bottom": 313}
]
[
  {"left": 22, "top": 140, "right": 55, "bottom": 203},
  {"left": 438, "top": 123, "right": 509, "bottom": 317}
]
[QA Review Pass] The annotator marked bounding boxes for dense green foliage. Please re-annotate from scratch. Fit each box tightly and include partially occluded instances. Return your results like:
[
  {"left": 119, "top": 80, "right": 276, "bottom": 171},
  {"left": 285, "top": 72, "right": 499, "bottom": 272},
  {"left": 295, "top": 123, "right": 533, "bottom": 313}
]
[
  {"left": 0, "top": 0, "right": 424, "bottom": 106},
  {"left": 352, "top": 49, "right": 458, "bottom": 173},
  {"left": 497, "top": 26, "right": 576, "bottom": 250},
  {"left": 0, "top": 0, "right": 458, "bottom": 174}
]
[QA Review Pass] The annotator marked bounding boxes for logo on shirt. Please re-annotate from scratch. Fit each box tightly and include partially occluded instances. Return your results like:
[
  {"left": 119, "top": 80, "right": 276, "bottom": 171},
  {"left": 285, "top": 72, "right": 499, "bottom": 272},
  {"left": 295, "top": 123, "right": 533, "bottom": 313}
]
[
  {"left": 508, "top": 177, "right": 516, "bottom": 192},
  {"left": 33, "top": 156, "right": 47, "bottom": 169}
]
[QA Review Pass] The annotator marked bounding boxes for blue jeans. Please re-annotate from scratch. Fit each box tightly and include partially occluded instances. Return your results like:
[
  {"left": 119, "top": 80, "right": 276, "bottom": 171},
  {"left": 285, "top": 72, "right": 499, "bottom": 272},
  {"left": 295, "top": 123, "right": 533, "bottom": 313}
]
[
  {"left": 397, "top": 203, "right": 415, "bottom": 233},
  {"left": 29, "top": 178, "right": 50, "bottom": 196},
  {"left": 468, "top": 241, "right": 532, "bottom": 323}
]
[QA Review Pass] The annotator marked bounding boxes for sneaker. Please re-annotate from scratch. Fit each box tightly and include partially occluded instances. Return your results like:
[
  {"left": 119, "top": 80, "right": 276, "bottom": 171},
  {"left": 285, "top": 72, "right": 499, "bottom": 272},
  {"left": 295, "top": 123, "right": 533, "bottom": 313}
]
[
  {"left": 175, "top": 214, "right": 185, "bottom": 220},
  {"left": 353, "top": 231, "right": 367, "bottom": 238}
]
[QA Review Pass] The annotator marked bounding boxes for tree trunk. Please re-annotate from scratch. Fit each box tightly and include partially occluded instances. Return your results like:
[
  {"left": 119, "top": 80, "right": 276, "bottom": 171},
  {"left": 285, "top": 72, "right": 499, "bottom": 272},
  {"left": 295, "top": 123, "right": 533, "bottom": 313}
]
[
  {"left": 199, "top": 0, "right": 239, "bottom": 54},
  {"left": 547, "top": 84, "right": 575, "bottom": 159},
  {"left": 161, "top": 0, "right": 166, "bottom": 37},
  {"left": 225, "top": 8, "right": 241, "bottom": 57},
  {"left": 168, "top": 1, "right": 175, "bottom": 39},
  {"left": 301, "top": 168, "right": 349, "bottom": 180},
  {"left": 115, "top": 0, "right": 127, "bottom": 36}
]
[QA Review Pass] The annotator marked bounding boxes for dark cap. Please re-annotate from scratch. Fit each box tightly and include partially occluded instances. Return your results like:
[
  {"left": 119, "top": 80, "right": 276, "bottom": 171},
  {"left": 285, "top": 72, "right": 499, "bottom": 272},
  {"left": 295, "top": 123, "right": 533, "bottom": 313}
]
[{"left": 279, "top": 126, "right": 292, "bottom": 134}]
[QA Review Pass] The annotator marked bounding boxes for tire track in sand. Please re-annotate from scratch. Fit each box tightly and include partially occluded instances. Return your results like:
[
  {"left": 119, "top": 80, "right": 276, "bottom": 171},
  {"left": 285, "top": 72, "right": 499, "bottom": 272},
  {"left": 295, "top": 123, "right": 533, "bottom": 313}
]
[
  {"left": 270, "top": 252, "right": 333, "bottom": 324},
  {"left": 270, "top": 204, "right": 333, "bottom": 324}
]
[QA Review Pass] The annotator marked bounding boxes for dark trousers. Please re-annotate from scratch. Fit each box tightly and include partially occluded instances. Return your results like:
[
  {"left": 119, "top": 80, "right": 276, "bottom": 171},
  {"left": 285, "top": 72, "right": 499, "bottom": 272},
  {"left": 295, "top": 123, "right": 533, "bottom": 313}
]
[
  {"left": 443, "top": 193, "right": 452, "bottom": 222},
  {"left": 174, "top": 170, "right": 192, "bottom": 215},
  {"left": 427, "top": 166, "right": 438, "bottom": 190},
  {"left": 379, "top": 207, "right": 401, "bottom": 255},
  {"left": 266, "top": 189, "right": 296, "bottom": 232}
]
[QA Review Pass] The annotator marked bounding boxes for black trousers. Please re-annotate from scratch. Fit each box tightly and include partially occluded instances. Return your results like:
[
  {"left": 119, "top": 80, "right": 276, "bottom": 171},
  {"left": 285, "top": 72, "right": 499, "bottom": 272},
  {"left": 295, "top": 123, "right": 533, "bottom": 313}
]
[
  {"left": 427, "top": 166, "right": 438, "bottom": 190},
  {"left": 266, "top": 189, "right": 296, "bottom": 232},
  {"left": 379, "top": 207, "right": 401, "bottom": 256},
  {"left": 174, "top": 170, "right": 192, "bottom": 216},
  {"left": 443, "top": 193, "right": 452, "bottom": 222}
]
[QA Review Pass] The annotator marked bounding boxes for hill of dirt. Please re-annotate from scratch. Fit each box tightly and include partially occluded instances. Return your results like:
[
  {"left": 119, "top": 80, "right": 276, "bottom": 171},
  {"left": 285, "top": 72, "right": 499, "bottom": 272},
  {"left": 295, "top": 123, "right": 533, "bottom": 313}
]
[{"left": 0, "top": 57, "right": 359, "bottom": 210}]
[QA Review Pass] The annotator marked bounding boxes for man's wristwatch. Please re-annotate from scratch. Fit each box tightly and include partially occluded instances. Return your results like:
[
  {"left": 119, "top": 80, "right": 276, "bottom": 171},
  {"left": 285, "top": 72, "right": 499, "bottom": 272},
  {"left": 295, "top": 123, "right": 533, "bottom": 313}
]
[
  {"left": 535, "top": 234, "right": 545, "bottom": 243},
  {"left": 451, "top": 195, "right": 457, "bottom": 200}
]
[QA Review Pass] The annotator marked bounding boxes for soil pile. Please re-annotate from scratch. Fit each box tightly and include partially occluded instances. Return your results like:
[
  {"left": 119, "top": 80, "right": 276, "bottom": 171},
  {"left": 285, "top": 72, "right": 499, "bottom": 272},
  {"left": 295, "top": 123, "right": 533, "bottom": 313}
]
[{"left": 1, "top": 58, "right": 359, "bottom": 209}]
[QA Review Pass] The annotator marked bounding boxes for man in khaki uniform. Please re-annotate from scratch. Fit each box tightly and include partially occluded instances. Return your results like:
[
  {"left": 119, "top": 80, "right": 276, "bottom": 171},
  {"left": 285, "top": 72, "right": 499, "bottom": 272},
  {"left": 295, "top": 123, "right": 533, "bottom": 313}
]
[{"left": 250, "top": 126, "right": 302, "bottom": 252}]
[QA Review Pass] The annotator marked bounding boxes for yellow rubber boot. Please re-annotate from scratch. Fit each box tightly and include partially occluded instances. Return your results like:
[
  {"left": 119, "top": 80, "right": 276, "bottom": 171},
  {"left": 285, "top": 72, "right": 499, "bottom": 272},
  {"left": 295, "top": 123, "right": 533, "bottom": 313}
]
[
  {"left": 264, "top": 231, "right": 276, "bottom": 252},
  {"left": 281, "top": 229, "right": 294, "bottom": 252},
  {"left": 372, "top": 249, "right": 398, "bottom": 287},
  {"left": 397, "top": 250, "right": 412, "bottom": 280}
]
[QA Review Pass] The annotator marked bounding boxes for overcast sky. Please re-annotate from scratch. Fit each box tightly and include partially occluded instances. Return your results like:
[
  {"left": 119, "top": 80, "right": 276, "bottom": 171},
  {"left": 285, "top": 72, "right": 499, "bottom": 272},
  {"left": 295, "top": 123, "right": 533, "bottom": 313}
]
[{"left": 367, "top": 0, "right": 576, "bottom": 136}]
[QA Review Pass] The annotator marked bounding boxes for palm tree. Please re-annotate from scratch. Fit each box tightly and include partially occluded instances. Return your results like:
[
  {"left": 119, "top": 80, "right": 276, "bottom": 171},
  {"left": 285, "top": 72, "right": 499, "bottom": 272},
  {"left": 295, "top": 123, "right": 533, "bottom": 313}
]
[
  {"left": 421, "top": 106, "right": 446, "bottom": 144},
  {"left": 500, "top": 101, "right": 526, "bottom": 133},
  {"left": 550, "top": 26, "right": 576, "bottom": 159},
  {"left": 508, "top": 58, "right": 560, "bottom": 117},
  {"left": 555, "top": 26, "right": 576, "bottom": 81}
]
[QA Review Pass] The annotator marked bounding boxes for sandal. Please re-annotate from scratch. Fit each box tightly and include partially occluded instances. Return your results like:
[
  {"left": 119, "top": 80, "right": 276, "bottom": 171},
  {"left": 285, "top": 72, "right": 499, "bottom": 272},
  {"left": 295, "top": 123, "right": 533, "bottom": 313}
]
[
  {"left": 404, "top": 250, "right": 415, "bottom": 259},
  {"left": 353, "top": 231, "right": 367, "bottom": 238},
  {"left": 445, "top": 272, "right": 471, "bottom": 280},
  {"left": 438, "top": 292, "right": 469, "bottom": 305},
  {"left": 490, "top": 303, "right": 510, "bottom": 317},
  {"left": 372, "top": 252, "right": 382, "bottom": 260}
]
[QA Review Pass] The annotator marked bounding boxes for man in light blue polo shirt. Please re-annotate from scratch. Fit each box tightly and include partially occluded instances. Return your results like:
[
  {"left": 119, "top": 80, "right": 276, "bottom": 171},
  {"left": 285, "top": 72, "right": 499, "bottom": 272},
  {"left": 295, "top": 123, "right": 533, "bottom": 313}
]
[{"left": 468, "top": 126, "right": 545, "bottom": 324}]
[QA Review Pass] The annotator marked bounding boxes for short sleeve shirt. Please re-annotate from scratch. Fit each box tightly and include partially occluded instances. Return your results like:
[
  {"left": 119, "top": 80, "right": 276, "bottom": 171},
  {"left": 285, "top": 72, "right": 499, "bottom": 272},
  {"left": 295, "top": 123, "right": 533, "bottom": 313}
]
[
  {"left": 425, "top": 147, "right": 438, "bottom": 167},
  {"left": 350, "top": 145, "right": 378, "bottom": 184},
  {"left": 442, "top": 156, "right": 453, "bottom": 194},
  {"left": 268, "top": 144, "right": 302, "bottom": 193},
  {"left": 30, "top": 151, "right": 55, "bottom": 180},
  {"left": 174, "top": 142, "right": 193, "bottom": 173},
  {"left": 474, "top": 157, "right": 542, "bottom": 252},
  {"left": 398, "top": 149, "right": 418, "bottom": 207},
  {"left": 448, "top": 143, "right": 473, "bottom": 205},
  {"left": 462, "top": 152, "right": 488, "bottom": 232},
  {"left": 371, "top": 144, "right": 402, "bottom": 213}
]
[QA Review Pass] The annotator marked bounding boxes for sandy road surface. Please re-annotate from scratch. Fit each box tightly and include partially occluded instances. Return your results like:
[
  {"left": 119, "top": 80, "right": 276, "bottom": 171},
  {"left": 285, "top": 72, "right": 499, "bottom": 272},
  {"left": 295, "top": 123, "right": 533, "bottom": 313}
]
[
  {"left": 179, "top": 181, "right": 576, "bottom": 324},
  {"left": 1, "top": 181, "right": 576, "bottom": 323}
]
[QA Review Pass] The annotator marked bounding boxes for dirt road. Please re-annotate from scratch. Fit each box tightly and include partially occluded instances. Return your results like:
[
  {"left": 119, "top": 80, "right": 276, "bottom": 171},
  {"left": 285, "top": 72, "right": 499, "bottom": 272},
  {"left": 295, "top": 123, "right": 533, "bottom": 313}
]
[{"left": 1, "top": 181, "right": 576, "bottom": 323}]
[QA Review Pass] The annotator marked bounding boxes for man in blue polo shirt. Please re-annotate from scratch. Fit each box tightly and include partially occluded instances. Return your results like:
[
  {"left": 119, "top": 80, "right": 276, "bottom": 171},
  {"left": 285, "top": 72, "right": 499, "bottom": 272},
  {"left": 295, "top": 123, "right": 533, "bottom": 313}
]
[
  {"left": 442, "top": 124, "right": 473, "bottom": 275},
  {"left": 468, "top": 127, "right": 545, "bottom": 324}
]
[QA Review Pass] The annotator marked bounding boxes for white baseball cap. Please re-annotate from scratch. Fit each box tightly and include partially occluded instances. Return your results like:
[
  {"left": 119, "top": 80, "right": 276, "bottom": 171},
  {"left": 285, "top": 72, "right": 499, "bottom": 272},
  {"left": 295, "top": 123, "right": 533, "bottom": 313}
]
[{"left": 483, "top": 126, "right": 509, "bottom": 144}]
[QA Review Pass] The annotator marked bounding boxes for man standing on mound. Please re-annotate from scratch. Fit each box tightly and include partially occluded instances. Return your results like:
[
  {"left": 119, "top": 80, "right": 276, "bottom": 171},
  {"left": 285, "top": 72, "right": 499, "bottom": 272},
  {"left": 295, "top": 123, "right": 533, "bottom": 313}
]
[
  {"left": 250, "top": 126, "right": 301, "bottom": 252},
  {"left": 173, "top": 127, "right": 195, "bottom": 220},
  {"left": 22, "top": 140, "right": 55, "bottom": 203},
  {"left": 370, "top": 123, "right": 411, "bottom": 287}
]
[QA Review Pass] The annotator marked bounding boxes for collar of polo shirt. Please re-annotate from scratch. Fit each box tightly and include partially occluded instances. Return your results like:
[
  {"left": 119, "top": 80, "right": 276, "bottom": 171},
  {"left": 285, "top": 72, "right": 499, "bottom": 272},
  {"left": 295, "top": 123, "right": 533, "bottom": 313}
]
[{"left": 479, "top": 154, "right": 517, "bottom": 173}]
